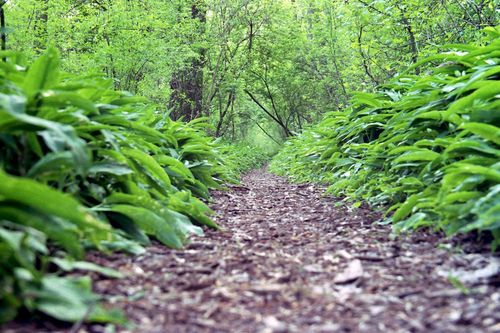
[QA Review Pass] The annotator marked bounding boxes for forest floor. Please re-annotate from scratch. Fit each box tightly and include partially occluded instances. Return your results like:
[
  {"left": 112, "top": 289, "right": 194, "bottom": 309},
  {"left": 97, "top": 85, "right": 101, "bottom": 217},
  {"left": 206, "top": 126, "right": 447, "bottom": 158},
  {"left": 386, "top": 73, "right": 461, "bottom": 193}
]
[{"left": 5, "top": 169, "right": 500, "bottom": 333}]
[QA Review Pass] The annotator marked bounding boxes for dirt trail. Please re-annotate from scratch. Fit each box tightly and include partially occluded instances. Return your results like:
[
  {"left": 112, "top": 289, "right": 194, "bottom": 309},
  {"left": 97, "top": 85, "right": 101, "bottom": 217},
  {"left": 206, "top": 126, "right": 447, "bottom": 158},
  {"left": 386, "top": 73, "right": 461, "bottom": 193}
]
[{"left": 5, "top": 169, "right": 500, "bottom": 333}]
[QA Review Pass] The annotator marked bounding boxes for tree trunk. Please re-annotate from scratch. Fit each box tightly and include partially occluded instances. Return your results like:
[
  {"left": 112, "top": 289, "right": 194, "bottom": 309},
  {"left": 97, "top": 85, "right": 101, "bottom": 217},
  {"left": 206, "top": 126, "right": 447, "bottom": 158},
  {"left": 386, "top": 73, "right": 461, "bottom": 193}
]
[
  {"left": 215, "top": 89, "right": 235, "bottom": 137},
  {"left": 33, "top": 0, "right": 49, "bottom": 54},
  {"left": 169, "top": 1, "right": 206, "bottom": 122},
  {"left": 1, "top": 0, "right": 6, "bottom": 60}
]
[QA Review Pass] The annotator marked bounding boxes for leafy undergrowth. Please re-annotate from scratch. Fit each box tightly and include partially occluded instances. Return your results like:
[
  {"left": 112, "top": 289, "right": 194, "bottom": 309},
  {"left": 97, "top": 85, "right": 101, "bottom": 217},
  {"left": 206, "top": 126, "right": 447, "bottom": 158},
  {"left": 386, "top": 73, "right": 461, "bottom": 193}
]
[
  {"left": 271, "top": 27, "right": 500, "bottom": 249},
  {"left": 0, "top": 49, "right": 231, "bottom": 324},
  {"left": 218, "top": 142, "right": 272, "bottom": 179}
]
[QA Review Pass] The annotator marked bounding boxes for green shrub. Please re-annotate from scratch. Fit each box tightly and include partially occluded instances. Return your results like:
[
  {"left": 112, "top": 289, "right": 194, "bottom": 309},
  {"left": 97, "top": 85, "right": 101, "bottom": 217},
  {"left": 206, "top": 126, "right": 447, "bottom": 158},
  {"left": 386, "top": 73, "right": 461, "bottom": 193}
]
[
  {"left": 0, "top": 48, "right": 229, "bottom": 323},
  {"left": 271, "top": 27, "right": 500, "bottom": 249}
]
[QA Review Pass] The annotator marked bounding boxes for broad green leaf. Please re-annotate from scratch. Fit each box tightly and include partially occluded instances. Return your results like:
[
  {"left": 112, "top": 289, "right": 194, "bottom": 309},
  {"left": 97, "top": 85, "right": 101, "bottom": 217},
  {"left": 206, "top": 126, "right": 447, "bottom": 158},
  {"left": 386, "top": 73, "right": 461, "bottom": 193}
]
[
  {"left": 0, "top": 170, "right": 110, "bottom": 235},
  {"left": 27, "top": 151, "right": 75, "bottom": 178},
  {"left": 23, "top": 47, "right": 60, "bottom": 97},
  {"left": 122, "top": 148, "right": 172, "bottom": 188},
  {"left": 0, "top": 93, "right": 90, "bottom": 175},
  {"left": 391, "top": 194, "right": 420, "bottom": 222},
  {"left": 105, "top": 192, "right": 204, "bottom": 238},
  {"left": 443, "top": 191, "right": 482, "bottom": 204},
  {"left": 88, "top": 162, "right": 133, "bottom": 176},
  {"left": 461, "top": 122, "right": 500, "bottom": 145},
  {"left": 33, "top": 275, "right": 125, "bottom": 323},
  {"left": 40, "top": 91, "right": 98, "bottom": 114},
  {"left": 446, "top": 163, "right": 500, "bottom": 183},
  {"left": 0, "top": 204, "right": 83, "bottom": 258},
  {"left": 393, "top": 150, "right": 440, "bottom": 163},
  {"left": 100, "top": 204, "right": 183, "bottom": 249},
  {"left": 51, "top": 258, "right": 123, "bottom": 279}
]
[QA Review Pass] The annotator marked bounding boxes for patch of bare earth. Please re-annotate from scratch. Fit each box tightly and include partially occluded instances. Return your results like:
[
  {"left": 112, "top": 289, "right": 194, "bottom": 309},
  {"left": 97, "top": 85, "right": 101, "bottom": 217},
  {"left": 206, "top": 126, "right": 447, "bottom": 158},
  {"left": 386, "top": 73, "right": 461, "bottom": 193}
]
[{"left": 4, "top": 169, "right": 499, "bottom": 333}]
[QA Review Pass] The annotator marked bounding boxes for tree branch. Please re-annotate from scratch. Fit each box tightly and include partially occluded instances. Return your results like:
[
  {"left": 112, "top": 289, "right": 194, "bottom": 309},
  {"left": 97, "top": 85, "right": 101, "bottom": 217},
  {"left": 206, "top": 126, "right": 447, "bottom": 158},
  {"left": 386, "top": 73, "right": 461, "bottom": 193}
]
[{"left": 244, "top": 89, "right": 292, "bottom": 137}]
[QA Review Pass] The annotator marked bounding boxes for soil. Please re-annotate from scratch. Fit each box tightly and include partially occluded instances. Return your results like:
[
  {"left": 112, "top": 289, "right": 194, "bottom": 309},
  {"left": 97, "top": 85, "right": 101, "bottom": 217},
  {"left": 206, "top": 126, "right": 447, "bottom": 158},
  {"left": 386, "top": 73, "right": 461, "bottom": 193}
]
[{"left": 3, "top": 169, "right": 500, "bottom": 333}]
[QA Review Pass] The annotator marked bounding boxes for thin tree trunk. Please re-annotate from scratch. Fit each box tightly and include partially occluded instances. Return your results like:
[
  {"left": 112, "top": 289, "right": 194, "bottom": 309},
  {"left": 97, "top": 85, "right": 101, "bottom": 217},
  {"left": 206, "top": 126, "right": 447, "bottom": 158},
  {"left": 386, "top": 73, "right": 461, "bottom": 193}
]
[
  {"left": 327, "top": 4, "right": 349, "bottom": 103},
  {"left": 398, "top": 7, "right": 419, "bottom": 74},
  {"left": 215, "top": 90, "right": 235, "bottom": 137},
  {"left": 0, "top": 1, "right": 6, "bottom": 61},
  {"left": 244, "top": 89, "right": 292, "bottom": 137},
  {"left": 357, "top": 26, "right": 379, "bottom": 86},
  {"left": 251, "top": 118, "right": 281, "bottom": 145},
  {"left": 33, "top": 0, "right": 49, "bottom": 54}
]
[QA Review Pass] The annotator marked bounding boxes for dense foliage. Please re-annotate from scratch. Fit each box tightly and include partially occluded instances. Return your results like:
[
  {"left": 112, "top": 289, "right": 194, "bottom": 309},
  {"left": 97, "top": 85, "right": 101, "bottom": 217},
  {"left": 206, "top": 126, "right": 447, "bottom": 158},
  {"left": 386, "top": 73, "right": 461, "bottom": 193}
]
[
  {"left": 218, "top": 142, "right": 271, "bottom": 177},
  {"left": 0, "top": 49, "right": 228, "bottom": 323},
  {"left": 6, "top": 0, "right": 497, "bottom": 144},
  {"left": 271, "top": 27, "right": 500, "bottom": 248}
]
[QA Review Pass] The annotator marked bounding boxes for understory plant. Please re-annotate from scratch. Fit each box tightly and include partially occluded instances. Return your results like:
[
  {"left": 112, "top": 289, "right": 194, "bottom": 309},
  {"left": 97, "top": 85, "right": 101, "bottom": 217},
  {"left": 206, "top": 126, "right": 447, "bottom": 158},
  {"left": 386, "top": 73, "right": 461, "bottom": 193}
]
[
  {"left": 271, "top": 27, "right": 500, "bottom": 248},
  {"left": 0, "top": 48, "right": 229, "bottom": 323},
  {"left": 218, "top": 142, "right": 271, "bottom": 178}
]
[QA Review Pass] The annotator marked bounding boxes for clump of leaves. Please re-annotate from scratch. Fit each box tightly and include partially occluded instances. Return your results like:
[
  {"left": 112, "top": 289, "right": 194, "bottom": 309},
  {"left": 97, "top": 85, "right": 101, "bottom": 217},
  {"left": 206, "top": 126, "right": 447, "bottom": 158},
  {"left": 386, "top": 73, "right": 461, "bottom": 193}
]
[
  {"left": 271, "top": 26, "right": 500, "bottom": 249},
  {"left": 0, "top": 48, "right": 230, "bottom": 323}
]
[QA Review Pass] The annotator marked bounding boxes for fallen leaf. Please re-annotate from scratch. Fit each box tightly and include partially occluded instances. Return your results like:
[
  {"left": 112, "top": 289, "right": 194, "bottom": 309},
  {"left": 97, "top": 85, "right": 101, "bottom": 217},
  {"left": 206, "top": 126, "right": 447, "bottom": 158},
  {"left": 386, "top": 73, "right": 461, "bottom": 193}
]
[
  {"left": 334, "top": 259, "right": 363, "bottom": 284},
  {"left": 250, "top": 283, "right": 283, "bottom": 294},
  {"left": 337, "top": 250, "right": 353, "bottom": 260},
  {"left": 438, "top": 257, "right": 500, "bottom": 285},
  {"left": 303, "top": 264, "right": 324, "bottom": 273},
  {"left": 262, "top": 316, "right": 287, "bottom": 333}
]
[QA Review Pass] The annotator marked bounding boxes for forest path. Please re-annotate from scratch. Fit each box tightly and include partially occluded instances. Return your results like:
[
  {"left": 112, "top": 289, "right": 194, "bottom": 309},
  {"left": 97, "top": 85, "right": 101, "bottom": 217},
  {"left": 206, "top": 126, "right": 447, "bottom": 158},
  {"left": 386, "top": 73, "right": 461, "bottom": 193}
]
[
  {"left": 87, "top": 168, "right": 497, "bottom": 333},
  {"left": 14, "top": 169, "right": 498, "bottom": 333}
]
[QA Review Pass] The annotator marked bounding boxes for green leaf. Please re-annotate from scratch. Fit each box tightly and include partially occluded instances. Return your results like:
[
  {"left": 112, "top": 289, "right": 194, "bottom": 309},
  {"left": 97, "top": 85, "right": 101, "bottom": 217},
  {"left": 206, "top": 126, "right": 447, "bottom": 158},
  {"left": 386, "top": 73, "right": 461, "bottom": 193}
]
[
  {"left": 446, "top": 81, "right": 500, "bottom": 118},
  {"left": 446, "top": 163, "right": 500, "bottom": 183},
  {"left": 101, "top": 204, "right": 183, "bottom": 249},
  {"left": 443, "top": 191, "right": 482, "bottom": 204},
  {"left": 393, "top": 150, "right": 440, "bottom": 163},
  {"left": 27, "top": 151, "right": 75, "bottom": 178},
  {"left": 444, "top": 139, "right": 500, "bottom": 157},
  {"left": 0, "top": 169, "right": 110, "bottom": 235},
  {"left": 105, "top": 193, "right": 204, "bottom": 239},
  {"left": 122, "top": 148, "right": 172, "bottom": 188},
  {"left": 155, "top": 155, "right": 194, "bottom": 178},
  {"left": 40, "top": 90, "right": 98, "bottom": 114},
  {"left": 51, "top": 258, "right": 123, "bottom": 279},
  {"left": 32, "top": 275, "right": 125, "bottom": 323},
  {"left": 461, "top": 122, "right": 500, "bottom": 145},
  {"left": 392, "top": 194, "right": 421, "bottom": 222},
  {"left": 0, "top": 204, "right": 83, "bottom": 258},
  {"left": 23, "top": 47, "right": 60, "bottom": 97},
  {"left": 0, "top": 93, "right": 90, "bottom": 175},
  {"left": 88, "top": 162, "right": 133, "bottom": 176}
]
